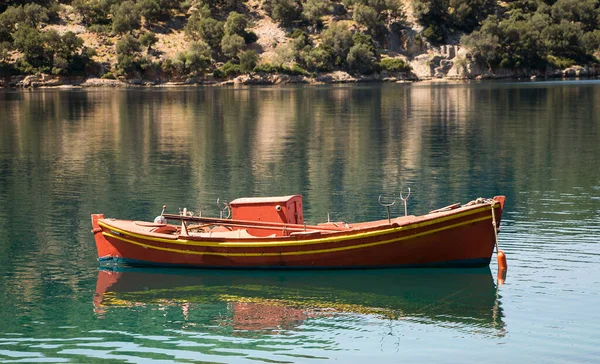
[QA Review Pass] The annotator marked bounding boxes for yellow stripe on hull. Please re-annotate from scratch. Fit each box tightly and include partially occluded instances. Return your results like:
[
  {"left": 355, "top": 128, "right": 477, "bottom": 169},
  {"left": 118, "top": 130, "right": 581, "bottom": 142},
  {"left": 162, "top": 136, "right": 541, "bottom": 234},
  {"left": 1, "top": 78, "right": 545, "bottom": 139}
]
[
  {"left": 102, "top": 214, "right": 492, "bottom": 257},
  {"left": 99, "top": 203, "right": 497, "bottom": 249}
]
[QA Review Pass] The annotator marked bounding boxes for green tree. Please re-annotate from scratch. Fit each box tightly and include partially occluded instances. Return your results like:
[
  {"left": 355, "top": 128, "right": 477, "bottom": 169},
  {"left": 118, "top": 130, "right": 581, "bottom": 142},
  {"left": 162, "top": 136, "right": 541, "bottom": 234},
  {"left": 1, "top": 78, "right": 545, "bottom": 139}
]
[
  {"left": 73, "top": 0, "right": 118, "bottom": 25},
  {"left": 352, "top": 32, "right": 376, "bottom": 55},
  {"left": 550, "top": 0, "right": 599, "bottom": 31},
  {"left": 582, "top": 30, "right": 600, "bottom": 52},
  {"left": 353, "top": 4, "right": 378, "bottom": 30},
  {"left": 239, "top": 49, "right": 259, "bottom": 72},
  {"left": 500, "top": 12, "right": 545, "bottom": 68},
  {"left": 185, "top": 9, "right": 209, "bottom": 40},
  {"left": 221, "top": 33, "right": 245, "bottom": 58},
  {"left": 304, "top": 46, "right": 334, "bottom": 71},
  {"left": 367, "top": 0, "right": 405, "bottom": 22},
  {"left": 199, "top": 17, "right": 225, "bottom": 49},
  {"left": 47, "top": 30, "right": 90, "bottom": 74},
  {"left": 263, "top": 0, "right": 301, "bottom": 26},
  {"left": 140, "top": 31, "right": 158, "bottom": 49},
  {"left": 111, "top": 1, "right": 140, "bottom": 34},
  {"left": 167, "top": 40, "right": 212, "bottom": 77},
  {"left": 0, "top": 41, "right": 11, "bottom": 63},
  {"left": 115, "top": 34, "right": 142, "bottom": 74},
  {"left": 21, "top": 3, "right": 49, "bottom": 26},
  {"left": 137, "top": 0, "right": 161, "bottom": 23},
  {"left": 462, "top": 13, "right": 546, "bottom": 70},
  {"left": 186, "top": 13, "right": 224, "bottom": 49},
  {"left": 55, "top": 31, "right": 85, "bottom": 60},
  {"left": 302, "top": 0, "right": 331, "bottom": 25},
  {"left": 321, "top": 21, "right": 353, "bottom": 63},
  {"left": 184, "top": 41, "right": 212, "bottom": 75},
  {"left": 449, "top": 0, "right": 497, "bottom": 32},
  {"left": 0, "top": 7, "right": 19, "bottom": 41},
  {"left": 461, "top": 18, "right": 500, "bottom": 69},
  {"left": 0, "top": 4, "right": 49, "bottom": 31},
  {"left": 413, "top": 0, "right": 447, "bottom": 24},
  {"left": 199, "top": 0, "right": 242, "bottom": 12},
  {"left": 224, "top": 12, "right": 247, "bottom": 36},
  {"left": 347, "top": 43, "right": 374, "bottom": 73},
  {"left": 541, "top": 20, "right": 585, "bottom": 61},
  {"left": 12, "top": 25, "right": 48, "bottom": 71}
]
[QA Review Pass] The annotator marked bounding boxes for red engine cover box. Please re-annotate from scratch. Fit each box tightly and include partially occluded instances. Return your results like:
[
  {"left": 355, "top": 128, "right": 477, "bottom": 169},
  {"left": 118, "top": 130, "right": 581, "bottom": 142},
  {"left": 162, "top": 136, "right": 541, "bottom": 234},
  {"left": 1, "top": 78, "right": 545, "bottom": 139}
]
[{"left": 230, "top": 195, "right": 304, "bottom": 236}]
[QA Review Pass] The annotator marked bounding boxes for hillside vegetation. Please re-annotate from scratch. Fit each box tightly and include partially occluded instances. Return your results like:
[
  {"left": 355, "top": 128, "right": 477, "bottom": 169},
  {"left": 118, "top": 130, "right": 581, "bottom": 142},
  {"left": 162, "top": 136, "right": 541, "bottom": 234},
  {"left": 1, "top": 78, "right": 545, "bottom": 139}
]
[{"left": 1, "top": 0, "right": 600, "bottom": 85}]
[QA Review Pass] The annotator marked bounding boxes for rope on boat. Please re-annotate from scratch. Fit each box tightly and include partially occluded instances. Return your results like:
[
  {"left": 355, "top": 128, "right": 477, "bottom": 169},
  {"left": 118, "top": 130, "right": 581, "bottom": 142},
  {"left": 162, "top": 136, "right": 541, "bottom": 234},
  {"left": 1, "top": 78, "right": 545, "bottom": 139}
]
[
  {"left": 485, "top": 197, "right": 508, "bottom": 279},
  {"left": 469, "top": 197, "right": 501, "bottom": 254},
  {"left": 465, "top": 197, "right": 507, "bottom": 279},
  {"left": 489, "top": 199, "right": 500, "bottom": 254}
]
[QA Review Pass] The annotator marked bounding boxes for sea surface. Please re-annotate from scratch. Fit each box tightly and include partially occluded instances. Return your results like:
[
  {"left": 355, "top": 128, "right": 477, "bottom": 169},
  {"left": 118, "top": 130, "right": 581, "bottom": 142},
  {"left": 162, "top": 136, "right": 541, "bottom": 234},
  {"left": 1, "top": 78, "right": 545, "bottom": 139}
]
[{"left": 0, "top": 82, "right": 599, "bottom": 363}]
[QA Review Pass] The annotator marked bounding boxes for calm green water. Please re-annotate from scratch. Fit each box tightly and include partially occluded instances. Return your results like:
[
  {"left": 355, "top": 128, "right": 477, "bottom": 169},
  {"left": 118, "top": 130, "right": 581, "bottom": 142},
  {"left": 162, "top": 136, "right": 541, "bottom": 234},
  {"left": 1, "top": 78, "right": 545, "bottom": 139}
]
[{"left": 0, "top": 82, "right": 599, "bottom": 363}]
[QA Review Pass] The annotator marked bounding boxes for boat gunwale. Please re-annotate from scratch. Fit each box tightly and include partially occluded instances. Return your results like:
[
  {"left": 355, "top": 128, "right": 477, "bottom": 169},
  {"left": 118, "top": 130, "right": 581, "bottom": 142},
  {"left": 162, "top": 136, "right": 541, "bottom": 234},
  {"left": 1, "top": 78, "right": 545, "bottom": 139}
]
[
  {"left": 97, "top": 201, "right": 500, "bottom": 249},
  {"left": 99, "top": 213, "right": 494, "bottom": 257}
]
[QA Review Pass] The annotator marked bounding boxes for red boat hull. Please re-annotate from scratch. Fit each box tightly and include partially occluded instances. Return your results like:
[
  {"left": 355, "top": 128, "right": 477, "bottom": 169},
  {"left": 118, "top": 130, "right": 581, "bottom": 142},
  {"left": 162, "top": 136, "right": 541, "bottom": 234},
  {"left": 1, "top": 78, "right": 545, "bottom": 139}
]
[{"left": 91, "top": 196, "right": 505, "bottom": 269}]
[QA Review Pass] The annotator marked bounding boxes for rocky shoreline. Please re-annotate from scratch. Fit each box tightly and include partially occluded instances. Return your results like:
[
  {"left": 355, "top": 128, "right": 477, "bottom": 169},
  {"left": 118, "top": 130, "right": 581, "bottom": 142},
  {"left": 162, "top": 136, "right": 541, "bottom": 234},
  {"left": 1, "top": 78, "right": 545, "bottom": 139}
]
[{"left": 1, "top": 65, "right": 599, "bottom": 89}]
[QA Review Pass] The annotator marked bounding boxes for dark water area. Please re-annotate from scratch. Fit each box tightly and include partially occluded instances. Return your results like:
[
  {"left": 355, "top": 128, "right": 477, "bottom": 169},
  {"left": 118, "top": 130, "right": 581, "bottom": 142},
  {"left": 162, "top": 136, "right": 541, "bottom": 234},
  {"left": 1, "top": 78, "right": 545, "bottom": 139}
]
[{"left": 0, "top": 82, "right": 599, "bottom": 363}]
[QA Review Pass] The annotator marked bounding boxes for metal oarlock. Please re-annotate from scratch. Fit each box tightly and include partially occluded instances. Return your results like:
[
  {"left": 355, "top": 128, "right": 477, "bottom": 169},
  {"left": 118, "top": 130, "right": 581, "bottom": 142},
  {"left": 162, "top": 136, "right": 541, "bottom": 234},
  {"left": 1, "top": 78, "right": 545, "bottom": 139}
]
[
  {"left": 400, "top": 187, "right": 411, "bottom": 217},
  {"left": 378, "top": 194, "right": 397, "bottom": 223},
  {"left": 217, "top": 198, "right": 231, "bottom": 219}
]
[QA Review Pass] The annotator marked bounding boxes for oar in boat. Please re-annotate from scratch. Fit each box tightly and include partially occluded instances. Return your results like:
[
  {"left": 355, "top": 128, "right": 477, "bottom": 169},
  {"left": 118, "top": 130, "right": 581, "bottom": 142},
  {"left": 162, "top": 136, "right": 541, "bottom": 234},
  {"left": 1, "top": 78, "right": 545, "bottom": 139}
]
[{"left": 161, "top": 213, "right": 351, "bottom": 232}]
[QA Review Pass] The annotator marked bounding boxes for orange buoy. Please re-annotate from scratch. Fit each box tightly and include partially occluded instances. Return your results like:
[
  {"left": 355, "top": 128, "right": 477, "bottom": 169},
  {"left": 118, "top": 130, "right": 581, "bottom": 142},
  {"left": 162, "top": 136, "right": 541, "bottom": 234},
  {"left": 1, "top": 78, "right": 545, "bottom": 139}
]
[
  {"left": 497, "top": 250, "right": 507, "bottom": 270},
  {"left": 497, "top": 250, "right": 507, "bottom": 285}
]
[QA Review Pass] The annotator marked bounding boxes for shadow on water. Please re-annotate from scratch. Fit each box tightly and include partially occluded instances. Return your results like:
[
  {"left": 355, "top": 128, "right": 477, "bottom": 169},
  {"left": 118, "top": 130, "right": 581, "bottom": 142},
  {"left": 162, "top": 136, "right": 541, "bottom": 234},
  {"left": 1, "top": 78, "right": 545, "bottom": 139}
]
[{"left": 94, "top": 267, "right": 505, "bottom": 334}]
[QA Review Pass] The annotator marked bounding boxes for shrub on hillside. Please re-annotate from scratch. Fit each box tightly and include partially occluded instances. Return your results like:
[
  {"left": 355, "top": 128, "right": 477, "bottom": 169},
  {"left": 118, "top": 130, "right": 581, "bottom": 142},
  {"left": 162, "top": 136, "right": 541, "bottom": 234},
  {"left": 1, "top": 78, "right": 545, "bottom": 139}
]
[
  {"left": 221, "top": 33, "right": 245, "bottom": 58},
  {"left": 239, "top": 50, "right": 259, "bottom": 72},
  {"left": 140, "top": 32, "right": 158, "bottom": 49},
  {"left": 136, "top": 0, "right": 182, "bottom": 23},
  {"left": 461, "top": 14, "right": 546, "bottom": 69},
  {"left": 546, "top": 55, "right": 576, "bottom": 69},
  {"left": 541, "top": 20, "right": 586, "bottom": 62},
  {"left": 253, "top": 62, "right": 279, "bottom": 73},
  {"left": 112, "top": 1, "right": 141, "bottom": 34},
  {"left": 0, "top": 41, "right": 10, "bottom": 63},
  {"left": 0, "top": 4, "right": 50, "bottom": 41},
  {"left": 137, "top": 0, "right": 161, "bottom": 23},
  {"left": 280, "top": 63, "right": 311, "bottom": 76},
  {"left": 11, "top": 26, "right": 93, "bottom": 75},
  {"left": 413, "top": 0, "right": 496, "bottom": 43},
  {"left": 302, "top": 0, "right": 331, "bottom": 25},
  {"left": 347, "top": 43, "right": 375, "bottom": 73},
  {"left": 216, "top": 61, "right": 242, "bottom": 78},
  {"left": 165, "top": 40, "right": 212, "bottom": 77},
  {"left": 73, "top": 0, "right": 118, "bottom": 25},
  {"left": 378, "top": 57, "right": 411, "bottom": 72},
  {"left": 116, "top": 34, "right": 142, "bottom": 74},
  {"left": 184, "top": 41, "right": 212, "bottom": 75},
  {"left": 224, "top": 12, "right": 247, "bottom": 36},
  {"left": 12, "top": 26, "right": 48, "bottom": 72},
  {"left": 303, "top": 46, "right": 334, "bottom": 71},
  {"left": 353, "top": 4, "right": 378, "bottom": 30},
  {"left": 186, "top": 15, "right": 224, "bottom": 49},
  {"left": 352, "top": 32, "right": 376, "bottom": 55},
  {"left": 263, "top": 0, "right": 302, "bottom": 26},
  {"left": 321, "top": 22, "right": 353, "bottom": 65}
]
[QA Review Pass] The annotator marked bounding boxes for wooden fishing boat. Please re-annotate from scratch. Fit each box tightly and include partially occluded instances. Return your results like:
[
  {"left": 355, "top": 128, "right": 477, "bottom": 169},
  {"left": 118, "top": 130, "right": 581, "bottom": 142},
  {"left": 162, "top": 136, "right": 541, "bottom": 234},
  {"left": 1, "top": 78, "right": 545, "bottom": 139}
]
[{"left": 91, "top": 194, "right": 506, "bottom": 269}]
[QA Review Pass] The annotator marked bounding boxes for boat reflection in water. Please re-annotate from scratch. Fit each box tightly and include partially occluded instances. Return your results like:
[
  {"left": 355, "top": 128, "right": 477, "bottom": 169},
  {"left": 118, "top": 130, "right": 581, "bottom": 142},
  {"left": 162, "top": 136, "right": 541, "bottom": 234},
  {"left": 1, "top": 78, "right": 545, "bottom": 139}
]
[{"left": 94, "top": 268, "right": 505, "bottom": 335}]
